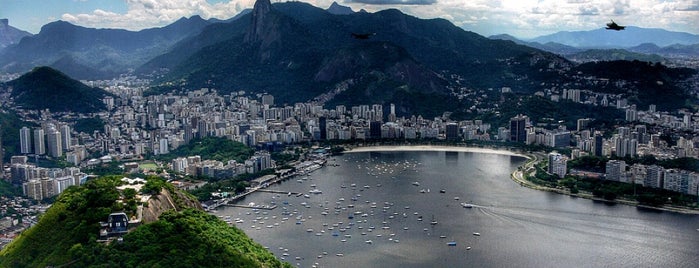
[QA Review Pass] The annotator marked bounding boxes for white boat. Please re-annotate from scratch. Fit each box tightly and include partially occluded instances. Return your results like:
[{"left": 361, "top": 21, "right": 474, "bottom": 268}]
[
  {"left": 309, "top": 189, "right": 323, "bottom": 194},
  {"left": 473, "top": 232, "right": 481, "bottom": 236},
  {"left": 412, "top": 181, "right": 420, "bottom": 186},
  {"left": 461, "top": 203, "right": 473, "bottom": 208}
]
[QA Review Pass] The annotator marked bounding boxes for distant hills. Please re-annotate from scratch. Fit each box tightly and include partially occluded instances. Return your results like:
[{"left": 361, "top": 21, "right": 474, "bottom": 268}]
[
  {"left": 490, "top": 28, "right": 699, "bottom": 60},
  {"left": 0, "top": 16, "right": 212, "bottom": 79},
  {"left": 528, "top": 26, "right": 699, "bottom": 48},
  {"left": 567, "top": 49, "right": 666, "bottom": 63},
  {"left": 0, "top": 19, "right": 31, "bottom": 51},
  {"left": 3, "top": 66, "right": 111, "bottom": 113}
]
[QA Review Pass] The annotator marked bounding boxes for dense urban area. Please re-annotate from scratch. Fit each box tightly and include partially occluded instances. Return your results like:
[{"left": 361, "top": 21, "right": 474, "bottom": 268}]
[{"left": 1, "top": 64, "right": 699, "bottom": 249}]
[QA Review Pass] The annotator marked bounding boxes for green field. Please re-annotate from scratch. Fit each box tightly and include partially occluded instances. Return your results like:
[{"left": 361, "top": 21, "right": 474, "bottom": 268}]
[{"left": 138, "top": 162, "right": 159, "bottom": 171}]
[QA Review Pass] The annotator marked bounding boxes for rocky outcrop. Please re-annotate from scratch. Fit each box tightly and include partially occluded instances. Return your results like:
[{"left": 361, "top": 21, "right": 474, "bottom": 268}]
[
  {"left": 0, "top": 19, "right": 32, "bottom": 50},
  {"left": 142, "top": 188, "right": 203, "bottom": 223},
  {"left": 244, "top": 0, "right": 273, "bottom": 44}
]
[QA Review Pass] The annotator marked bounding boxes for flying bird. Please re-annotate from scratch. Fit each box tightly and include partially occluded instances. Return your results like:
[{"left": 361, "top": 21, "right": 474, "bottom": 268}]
[
  {"left": 605, "top": 20, "right": 625, "bottom": 31},
  {"left": 351, "top": 33, "right": 376, "bottom": 39}
]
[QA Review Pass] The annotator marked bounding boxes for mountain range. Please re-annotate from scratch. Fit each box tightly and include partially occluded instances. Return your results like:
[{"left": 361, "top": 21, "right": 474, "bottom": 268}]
[
  {"left": 529, "top": 26, "right": 699, "bottom": 48},
  {"left": 0, "top": 16, "right": 212, "bottom": 79},
  {"left": 0, "top": 1, "right": 696, "bottom": 115},
  {"left": 140, "top": 0, "right": 571, "bottom": 115}
]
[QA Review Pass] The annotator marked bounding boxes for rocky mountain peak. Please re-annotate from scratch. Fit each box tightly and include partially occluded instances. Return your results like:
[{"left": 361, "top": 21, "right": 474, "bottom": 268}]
[
  {"left": 244, "top": 0, "right": 273, "bottom": 43},
  {"left": 327, "top": 2, "right": 354, "bottom": 15}
]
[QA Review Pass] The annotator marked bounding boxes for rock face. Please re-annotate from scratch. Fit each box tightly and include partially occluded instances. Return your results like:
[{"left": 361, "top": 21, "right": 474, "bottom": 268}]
[
  {"left": 0, "top": 18, "right": 32, "bottom": 50},
  {"left": 244, "top": 0, "right": 273, "bottom": 44},
  {"left": 142, "top": 188, "right": 203, "bottom": 223}
]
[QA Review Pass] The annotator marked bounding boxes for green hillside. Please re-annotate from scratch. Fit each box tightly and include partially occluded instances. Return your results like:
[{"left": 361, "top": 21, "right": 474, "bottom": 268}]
[
  {"left": 0, "top": 176, "right": 289, "bottom": 268},
  {"left": 158, "top": 137, "right": 255, "bottom": 162},
  {"left": 6, "top": 66, "right": 111, "bottom": 113}
]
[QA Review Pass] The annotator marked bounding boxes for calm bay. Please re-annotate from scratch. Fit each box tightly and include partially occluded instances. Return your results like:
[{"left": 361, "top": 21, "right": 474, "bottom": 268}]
[{"left": 214, "top": 150, "right": 699, "bottom": 267}]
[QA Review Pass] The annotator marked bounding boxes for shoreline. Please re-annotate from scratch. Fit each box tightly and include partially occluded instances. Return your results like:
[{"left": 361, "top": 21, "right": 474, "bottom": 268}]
[
  {"left": 343, "top": 144, "right": 699, "bottom": 215},
  {"left": 345, "top": 145, "right": 529, "bottom": 159}
]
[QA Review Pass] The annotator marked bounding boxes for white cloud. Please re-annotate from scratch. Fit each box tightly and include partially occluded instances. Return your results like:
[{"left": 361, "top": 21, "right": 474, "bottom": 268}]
[
  {"left": 58, "top": 0, "right": 699, "bottom": 37},
  {"left": 61, "top": 0, "right": 257, "bottom": 30}
]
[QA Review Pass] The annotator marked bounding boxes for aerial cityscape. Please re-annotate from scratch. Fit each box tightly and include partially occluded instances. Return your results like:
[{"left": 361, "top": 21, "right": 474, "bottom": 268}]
[{"left": 1, "top": 0, "right": 698, "bottom": 267}]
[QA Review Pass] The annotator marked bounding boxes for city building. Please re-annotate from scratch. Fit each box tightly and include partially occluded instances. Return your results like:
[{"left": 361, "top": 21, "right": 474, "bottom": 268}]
[
  {"left": 547, "top": 152, "right": 568, "bottom": 178},
  {"left": 19, "top": 127, "right": 31, "bottom": 154},
  {"left": 606, "top": 160, "right": 627, "bottom": 182},
  {"left": 509, "top": 115, "right": 528, "bottom": 143},
  {"left": 33, "top": 128, "right": 45, "bottom": 155}
]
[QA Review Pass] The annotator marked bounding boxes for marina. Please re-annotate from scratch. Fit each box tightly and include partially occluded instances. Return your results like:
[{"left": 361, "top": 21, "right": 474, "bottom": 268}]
[{"left": 213, "top": 151, "right": 699, "bottom": 268}]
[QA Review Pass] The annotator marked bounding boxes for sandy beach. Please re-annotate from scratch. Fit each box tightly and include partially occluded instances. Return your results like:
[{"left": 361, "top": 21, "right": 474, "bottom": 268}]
[{"left": 345, "top": 145, "right": 529, "bottom": 158}]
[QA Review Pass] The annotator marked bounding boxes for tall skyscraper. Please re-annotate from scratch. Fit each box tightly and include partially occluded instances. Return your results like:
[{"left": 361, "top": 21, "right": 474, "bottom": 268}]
[
  {"left": 388, "top": 103, "right": 396, "bottom": 122},
  {"left": 60, "top": 125, "right": 72, "bottom": 151},
  {"left": 445, "top": 123, "right": 459, "bottom": 141},
  {"left": 47, "top": 130, "right": 63, "bottom": 157},
  {"left": 509, "top": 115, "right": 528, "bottom": 143},
  {"left": 183, "top": 124, "right": 194, "bottom": 144},
  {"left": 370, "top": 121, "right": 382, "bottom": 139},
  {"left": 33, "top": 128, "right": 45, "bottom": 155},
  {"left": 20, "top": 126, "right": 32, "bottom": 154},
  {"left": 319, "top": 117, "right": 327, "bottom": 140},
  {"left": 593, "top": 134, "right": 604, "bottom": 157}
]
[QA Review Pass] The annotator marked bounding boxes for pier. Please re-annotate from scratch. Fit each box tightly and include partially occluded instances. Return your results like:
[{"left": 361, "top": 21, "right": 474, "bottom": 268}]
[
  {"left": 205, "top": 163, "right": 323, "bottom": 211},
  {"left": 225, "top": 204, "right": 278, "bottom": 210}
]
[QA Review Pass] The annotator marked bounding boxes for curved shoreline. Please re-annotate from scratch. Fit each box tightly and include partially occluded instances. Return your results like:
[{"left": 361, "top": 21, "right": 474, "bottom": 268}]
[
  {"left": 345, "top": 145, "right": 529, "bottom": 159},
  {"left": 343, "top": 145, "right": 699, "bottom": 215}
]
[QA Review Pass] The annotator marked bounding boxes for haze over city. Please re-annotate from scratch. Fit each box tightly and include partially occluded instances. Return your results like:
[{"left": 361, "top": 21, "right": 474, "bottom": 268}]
[{"left": 1, "top": 0, "right": 698, "bottom": 38}]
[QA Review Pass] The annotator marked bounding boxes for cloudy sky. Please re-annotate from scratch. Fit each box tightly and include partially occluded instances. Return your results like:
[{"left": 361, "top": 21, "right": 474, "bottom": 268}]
[{"left": 1, "top": 0, "right": 698, "bottom": 38}]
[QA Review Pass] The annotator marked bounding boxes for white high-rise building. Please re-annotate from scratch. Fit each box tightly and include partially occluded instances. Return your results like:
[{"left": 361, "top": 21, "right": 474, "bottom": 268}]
[
  {"left": 33, "top": 128, "right": 45, "bottom": 155},
  {"left": 60, "top": 125, "right": 72, "bottom": 151},
  {"left": 20, "top": 126, "right": 31, "bottom": 154},
  {"left": 159, "top": 138, "right": 169, "bottom": 155}
]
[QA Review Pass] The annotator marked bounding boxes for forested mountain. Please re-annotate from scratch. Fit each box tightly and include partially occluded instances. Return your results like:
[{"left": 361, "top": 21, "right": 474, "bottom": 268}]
[
  {"left": 0, "top": 16, "right": 211, "bottom": 79},
  {"left": 4, "top": 66, "right": 111, "bottom": 113},
  {"left": 144, "top": 0, "right": 568, "bottom": 116}
]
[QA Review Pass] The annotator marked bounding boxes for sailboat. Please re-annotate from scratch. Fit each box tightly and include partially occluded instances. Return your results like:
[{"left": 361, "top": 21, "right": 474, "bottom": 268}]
[{"left": 430, "top": 215, "right": 438, "bottom": 225}]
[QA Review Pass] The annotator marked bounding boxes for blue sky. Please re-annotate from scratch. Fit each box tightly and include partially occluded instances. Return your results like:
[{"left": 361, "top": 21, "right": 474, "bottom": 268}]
[{"left": 1, "top": 0, "right": 698, "bottom": 38}]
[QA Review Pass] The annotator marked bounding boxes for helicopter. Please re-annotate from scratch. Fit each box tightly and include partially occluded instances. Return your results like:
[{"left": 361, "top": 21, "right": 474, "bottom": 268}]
[
  {"left": 605, "top": 20, "right": 626, "bottom": 31},
  {"left": 351, "top": 33, "right": 376, "bottom": 39}
]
